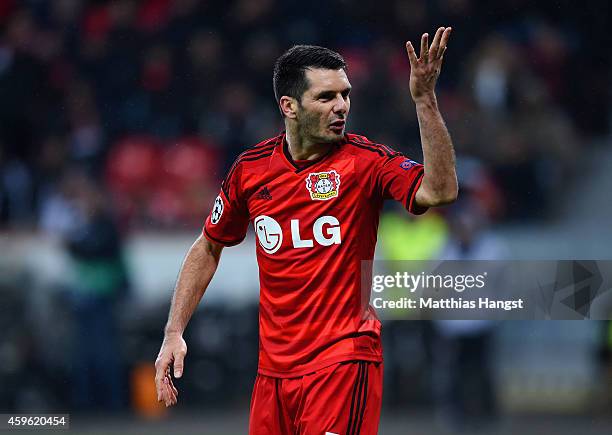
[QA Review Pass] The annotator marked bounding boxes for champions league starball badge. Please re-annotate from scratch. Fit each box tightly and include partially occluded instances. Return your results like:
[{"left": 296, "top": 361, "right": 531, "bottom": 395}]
[{"left": 211, "top": 195, "right": 224, "bottom": 224}]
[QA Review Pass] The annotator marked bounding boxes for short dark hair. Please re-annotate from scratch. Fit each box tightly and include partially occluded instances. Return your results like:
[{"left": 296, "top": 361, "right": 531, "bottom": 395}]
[{"left": 273, "top": 45, "right": 346, "bottom": 103}]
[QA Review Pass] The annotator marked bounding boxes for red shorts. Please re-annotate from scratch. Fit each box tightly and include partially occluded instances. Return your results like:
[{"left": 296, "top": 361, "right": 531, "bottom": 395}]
[{"left": 249, "top": 360, "right": 383, "bottom": 435}]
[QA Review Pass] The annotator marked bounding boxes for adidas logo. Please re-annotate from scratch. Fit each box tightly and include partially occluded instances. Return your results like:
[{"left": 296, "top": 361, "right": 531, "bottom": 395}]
[{"left": 256, "top": 186, "right": 272, "bottom": 200}]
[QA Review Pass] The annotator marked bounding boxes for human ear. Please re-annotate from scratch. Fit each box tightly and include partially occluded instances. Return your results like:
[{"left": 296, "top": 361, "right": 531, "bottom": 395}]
[{"left": 279, "top": 96, "right": 298, "bottom": 119}]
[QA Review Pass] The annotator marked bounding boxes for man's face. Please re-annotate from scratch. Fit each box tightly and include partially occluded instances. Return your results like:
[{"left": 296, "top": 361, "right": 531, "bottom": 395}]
[{"left": 295, "top": 68, "right": 351, "bottom": 143}]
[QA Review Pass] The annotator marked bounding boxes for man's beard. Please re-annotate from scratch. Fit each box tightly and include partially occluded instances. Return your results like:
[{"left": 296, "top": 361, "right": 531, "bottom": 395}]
[{"left": 296, "top": 107, "right": 339, "bottom": 144}]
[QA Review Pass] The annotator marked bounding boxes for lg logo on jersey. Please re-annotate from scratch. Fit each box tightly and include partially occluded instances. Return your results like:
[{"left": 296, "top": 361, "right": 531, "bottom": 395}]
[{"left": 254, "top": 215, "right": 342, "bottom": 254}]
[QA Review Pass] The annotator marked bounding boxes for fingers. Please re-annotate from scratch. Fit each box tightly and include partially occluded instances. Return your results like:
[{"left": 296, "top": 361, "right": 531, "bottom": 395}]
[
  {"left": 154, "top": 357, "right": 170, "bottom": 402},
  {"left": 158, "top": 375, "right": 178, "bottom": 407},
  {"left": 163, "top": 375, "right": 178, "bottom": 407},
  {"left": 173, "top": 349, "right": 185, "bottom": 378},
  {"left": 408, "top": 26, "right": 451, "bottom": 65},
  {"left": 437, "top": 27, "right": 452, "bottom": 60},
  {"left": 413, "top": 27, "right": 452, "bottom": 64},
  {"left": 155, "top": 355, "right": 179, "bottom": 406},
  {"left": 440, "top": 27, "right": 452, "bottom": 49},
  {"left": 155, "top": 336, "right": 187, "bottom": 404},
  {"left": 405, "top": 41, "right": 418, "bottom": 66},
  {"left": 419, "top": 32, "right": 428, "bottom": 62},
  {"left": 429, "top": 27, "right": 445, "bottom": 61},
  {"left": 170, "top": 379, "right": 179, "bottom": 397}
]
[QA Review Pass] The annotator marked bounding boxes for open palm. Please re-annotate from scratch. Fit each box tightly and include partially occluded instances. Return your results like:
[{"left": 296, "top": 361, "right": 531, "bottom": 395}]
[{"left": 405, "top": 27, "right": 452, "bottom": 101}]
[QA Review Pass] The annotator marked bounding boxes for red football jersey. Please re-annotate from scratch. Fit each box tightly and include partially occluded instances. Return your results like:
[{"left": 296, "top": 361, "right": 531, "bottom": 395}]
[{"left": 204, "top": 132, "right": 426, "bottom": 377}]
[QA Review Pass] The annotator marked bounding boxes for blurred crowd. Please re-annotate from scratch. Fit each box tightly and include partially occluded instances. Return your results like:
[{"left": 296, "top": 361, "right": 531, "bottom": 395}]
[
  {"left": 1, "top": 0, "right": 612, "bottom": 422},
  {"left": 0, "top": 0, "right": 610, "bottom": 231}
]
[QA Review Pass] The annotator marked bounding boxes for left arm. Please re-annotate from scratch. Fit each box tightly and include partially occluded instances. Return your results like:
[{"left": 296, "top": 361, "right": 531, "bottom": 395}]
[{"left": 406, "top": 27, "right": 458, "bottom": 207}]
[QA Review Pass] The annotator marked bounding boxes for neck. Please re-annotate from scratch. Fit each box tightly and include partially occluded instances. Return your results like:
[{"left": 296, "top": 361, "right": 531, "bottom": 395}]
[{"left": 285, "top": 123, "right": 334, "bottom": 161}]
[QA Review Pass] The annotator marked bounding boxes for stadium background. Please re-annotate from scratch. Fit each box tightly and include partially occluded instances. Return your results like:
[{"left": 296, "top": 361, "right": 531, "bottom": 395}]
[{"left": 0, "top": 0, "right": 611, "bottom": 433}]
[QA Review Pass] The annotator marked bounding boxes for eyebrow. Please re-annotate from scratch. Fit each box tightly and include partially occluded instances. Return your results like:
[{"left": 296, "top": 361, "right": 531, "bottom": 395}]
[{"left": 314, "top": 87, "right": 352, "bottom": 99}]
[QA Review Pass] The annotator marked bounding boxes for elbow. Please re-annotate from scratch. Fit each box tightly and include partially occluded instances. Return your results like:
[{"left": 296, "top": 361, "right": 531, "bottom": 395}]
[
  {"left": 429, "top": 190, "right": 458, "bottom": 207},
  {"left": 417, "top": 179, "right": 458, "bottom": 207},
  {"left": 438, "top": 184, "right": 459, "bottom": 205}
]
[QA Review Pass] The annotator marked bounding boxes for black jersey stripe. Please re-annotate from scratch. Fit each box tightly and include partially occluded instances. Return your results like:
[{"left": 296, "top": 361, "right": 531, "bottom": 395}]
[
  {"left": 240, "top": 152, "right": 273, "bottom": 162},
  {"left": 367, "top": 140, "right": 402, "bottom": 158},
  {"left": 349, "top": 362, "right": 367, "bottom": 435},
  {"left": 223, "top": 139, "right": 278, "bottom": 184},
  {"left": 221, "top": 152, "right": 273, "bottom": 197},
  {"left": 238, "top": 136, "right": 279, "bottom": 156},
  {"left": 246, "top": 134, "right": 283, "bottom": 152},
  {"left": 350, "top": 137, "right": 392, "bottom": 157},
  {"left": 226, "top": 135, "right": 280, "bottom": 171},
  {"left": 204, "top": 228, "right": 245, "bottom": 247},
  {"left": 241, "top": 140, "right": 278, "bottom": 158},
  {"left": 405, "top": 167, "right": 425, "bottom": 210},
  {"left": 354, "top": 363, "right": 369, "bottom": 435},
  {"left": 221, "top": 151, "right": 274, "bottom": 194},
  {"left": 221, "top": 136, "right": 281, "bottom": 194},
  {"left": 347, "top": 362, "right": 364, "bottom": 435},
  {"left": 350, "top": 136, "right": 403, "bottom": 158},
  {"left": 378, "top": 142, "right": 403, "bottom": 158},
  {"left": 347, "top": 140, "right": 386, "bottom": 157},
  {"left": 222, "top": 157, "right": 243, "bottom": 193},
  {"left": 349, "top": 137, "right": 398, "bottom": 158}
]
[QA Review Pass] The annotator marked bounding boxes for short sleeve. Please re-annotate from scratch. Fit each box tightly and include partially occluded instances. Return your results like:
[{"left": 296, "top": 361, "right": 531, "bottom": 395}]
[
  {"left": 376, "top": 153, "right": 428, "bottom": 215},
  {"left": 203, "top": 161, "right": 249, "bottom": 246}
]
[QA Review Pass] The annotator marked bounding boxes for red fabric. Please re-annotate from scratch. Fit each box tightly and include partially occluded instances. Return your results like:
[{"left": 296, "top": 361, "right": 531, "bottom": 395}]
[
  {"left": 204, "top": 133, "right": 426, "bottom": 377},
  {"left": 249, "top": 361, "right": 383, "bottom": 435}
]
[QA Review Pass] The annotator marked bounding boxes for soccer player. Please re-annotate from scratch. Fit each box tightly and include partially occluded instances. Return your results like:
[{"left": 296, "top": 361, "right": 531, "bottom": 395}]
[{"left": 156, "top": 27, "right": 457, "bottom": 434}]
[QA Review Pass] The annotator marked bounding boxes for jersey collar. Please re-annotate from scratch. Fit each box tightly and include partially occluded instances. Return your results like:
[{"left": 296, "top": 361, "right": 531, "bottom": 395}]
[{"left": 279, "top": 132, "right": 345, "bottom": 174}]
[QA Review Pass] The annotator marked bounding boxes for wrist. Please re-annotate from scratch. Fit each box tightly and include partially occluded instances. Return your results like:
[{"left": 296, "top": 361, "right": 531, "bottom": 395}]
[
  {"left": 413, "top": 92, "right": 437, "bottom": 106},
  {"left": 164, "top": 327, "right": 184, "bottom": 337}
]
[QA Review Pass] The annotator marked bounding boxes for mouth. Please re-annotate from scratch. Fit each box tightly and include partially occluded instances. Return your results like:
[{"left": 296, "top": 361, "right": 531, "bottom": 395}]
[{"left": 329, "top": 119, "right": 345, "bottom": 133}]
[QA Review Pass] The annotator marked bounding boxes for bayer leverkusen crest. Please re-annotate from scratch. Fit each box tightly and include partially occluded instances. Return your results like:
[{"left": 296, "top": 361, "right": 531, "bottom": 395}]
[{"left": 305, "top": 170, "right": 341, "bottom": 201}]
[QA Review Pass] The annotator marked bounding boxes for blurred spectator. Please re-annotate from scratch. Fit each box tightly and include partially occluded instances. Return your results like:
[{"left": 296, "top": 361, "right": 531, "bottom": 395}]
[
  {"left": 0, "top": 0, "right": 608, "bottom": 229},
  {"left": 0, "top": 141, "right": 34, "bottom": 227},
  {"left": 0, "top": 0, "right": 610, "bottom": 423},
  {"left": 40, "top": 171, "right": 129, "bottom": 411},
  {"left": 65, "top": 80, "right": 106, "bottom": 173},
  {"left": 432, "top": 196, "right": 508, "bottom": 432}
]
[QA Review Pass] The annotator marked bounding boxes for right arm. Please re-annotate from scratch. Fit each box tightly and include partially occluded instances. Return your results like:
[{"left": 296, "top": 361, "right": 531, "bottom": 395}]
[{"left": 155, "top": 235, "right": 223, "bottom": 406}]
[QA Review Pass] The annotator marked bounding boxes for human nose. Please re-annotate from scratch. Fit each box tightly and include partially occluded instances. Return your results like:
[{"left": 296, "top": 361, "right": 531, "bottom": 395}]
[{"left": 333, "top": 95, "right": 348, "bottom": 115}]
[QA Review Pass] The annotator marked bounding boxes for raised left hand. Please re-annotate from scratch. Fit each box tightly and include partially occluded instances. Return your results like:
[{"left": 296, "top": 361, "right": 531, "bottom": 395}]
[{"left": 405, "top": 27, "right": 452, "bottom": 101}]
